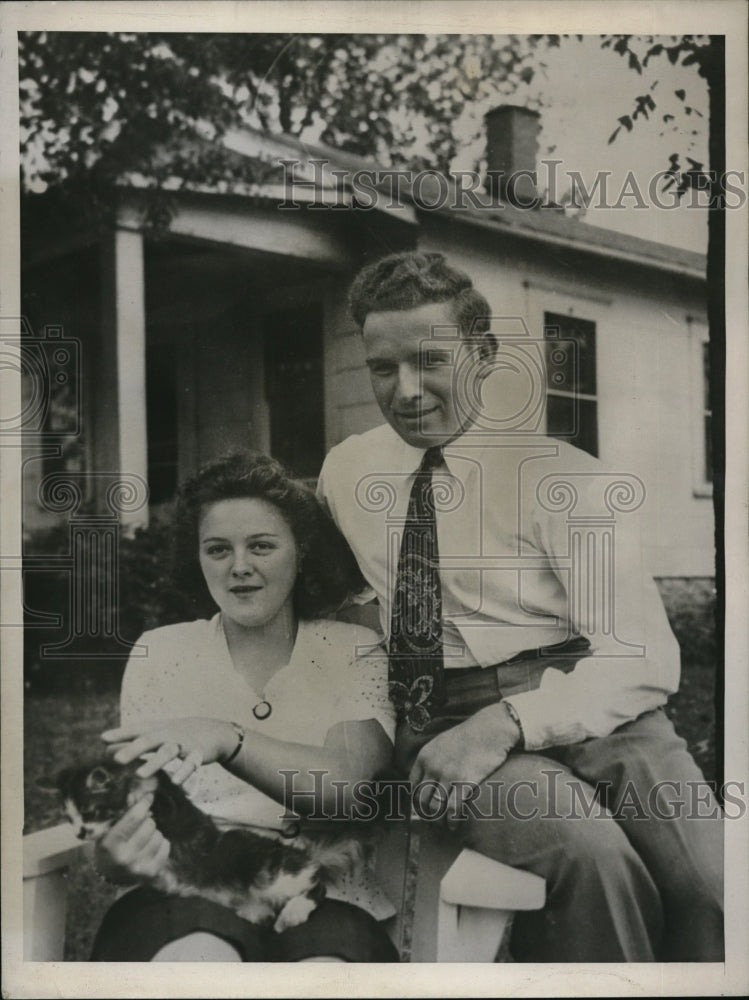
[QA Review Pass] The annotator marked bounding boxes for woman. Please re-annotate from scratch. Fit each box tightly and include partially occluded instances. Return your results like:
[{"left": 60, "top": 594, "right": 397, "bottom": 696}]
[{"left": 92, "top": 452, "right": 398, "bottom": 962}]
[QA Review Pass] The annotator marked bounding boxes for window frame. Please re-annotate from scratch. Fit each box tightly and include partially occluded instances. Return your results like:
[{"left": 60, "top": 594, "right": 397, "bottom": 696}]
[
  {"left": 542, "top": 308, "right": 599, "bottom": 458},
  {"left": 688, "top": 317, "right": 713, "bottom": 498}
]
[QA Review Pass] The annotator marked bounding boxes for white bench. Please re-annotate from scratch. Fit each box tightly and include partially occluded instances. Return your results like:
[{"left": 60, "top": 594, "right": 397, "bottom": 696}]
[
  {"left": 23, "top": 820, "right": 545, "bottom": 962},
  {"left": 23, "top": 824, "right": 86, "bottom": 962},
  {"left": 374, "top": 815, "right": 545, "bottom": 961}
]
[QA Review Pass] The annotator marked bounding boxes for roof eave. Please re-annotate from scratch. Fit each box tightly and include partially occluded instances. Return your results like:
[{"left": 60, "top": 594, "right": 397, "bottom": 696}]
[{"left": 426, "top": 206, "right": 707, "bottom": 281}]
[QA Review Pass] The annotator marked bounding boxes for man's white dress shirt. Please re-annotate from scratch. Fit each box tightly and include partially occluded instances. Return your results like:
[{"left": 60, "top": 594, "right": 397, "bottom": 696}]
[{"left": 319, "top": 423, "right": 680, "bottom": 752}]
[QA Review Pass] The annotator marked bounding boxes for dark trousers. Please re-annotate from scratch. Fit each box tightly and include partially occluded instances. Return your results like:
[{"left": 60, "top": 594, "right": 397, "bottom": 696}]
[{"left": 394, "top": 645, "right": 724, "bottom": 963}]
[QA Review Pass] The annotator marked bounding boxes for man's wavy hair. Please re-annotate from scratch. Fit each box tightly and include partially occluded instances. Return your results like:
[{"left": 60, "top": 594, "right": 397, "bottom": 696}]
[
  {"left": 171, "top": 451, "right": 367, "bottom": 620},
  {"left": 348, "top": 251, "right": 496, "bottom": 357}
]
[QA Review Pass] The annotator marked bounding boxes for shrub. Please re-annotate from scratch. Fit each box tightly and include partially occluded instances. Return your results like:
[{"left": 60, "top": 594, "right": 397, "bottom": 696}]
[{"left": 22, "top": 514, "right": 206, "bottom": 694}]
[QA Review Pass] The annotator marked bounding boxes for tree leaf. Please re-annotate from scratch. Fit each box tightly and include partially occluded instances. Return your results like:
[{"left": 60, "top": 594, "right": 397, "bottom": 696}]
[{"left": 643, "top": 43, "right": 664, "bottom": 65}]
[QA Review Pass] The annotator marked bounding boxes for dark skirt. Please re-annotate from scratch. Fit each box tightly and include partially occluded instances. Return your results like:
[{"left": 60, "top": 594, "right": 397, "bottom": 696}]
[{"left": 90, "top": 887, "right": 399, "bottom": 962}]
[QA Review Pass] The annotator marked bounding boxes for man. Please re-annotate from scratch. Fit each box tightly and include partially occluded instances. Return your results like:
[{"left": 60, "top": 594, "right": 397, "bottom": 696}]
[{"left": 318, "top": 250, "right": 723, "bottom": 962}]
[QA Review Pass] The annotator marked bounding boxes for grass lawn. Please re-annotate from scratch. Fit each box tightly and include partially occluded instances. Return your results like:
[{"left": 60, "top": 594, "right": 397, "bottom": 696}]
[{"left": 22, "top": 580, "right": 720, "bottom": 962}]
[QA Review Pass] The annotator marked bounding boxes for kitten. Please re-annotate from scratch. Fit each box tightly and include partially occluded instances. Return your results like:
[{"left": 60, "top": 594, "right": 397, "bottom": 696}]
[{"left": 46, "top": 758, "right": 372, "bottom": 933}]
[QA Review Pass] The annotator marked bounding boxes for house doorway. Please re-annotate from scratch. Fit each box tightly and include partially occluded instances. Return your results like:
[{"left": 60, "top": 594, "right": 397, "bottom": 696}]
[{"left": 264, "top": 303, "right": 325, "bottom": 480}]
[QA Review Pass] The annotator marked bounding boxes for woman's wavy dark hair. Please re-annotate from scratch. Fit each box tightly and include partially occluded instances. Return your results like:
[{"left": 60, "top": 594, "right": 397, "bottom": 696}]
[{"left": 170, "top": 451, "right": 367, "bottom": 620}]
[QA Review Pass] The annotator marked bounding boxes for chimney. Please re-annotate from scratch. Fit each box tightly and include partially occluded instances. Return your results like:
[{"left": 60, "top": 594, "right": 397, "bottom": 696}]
[{"left": 484, "top": 105, "right": 541, "bottom": 205}]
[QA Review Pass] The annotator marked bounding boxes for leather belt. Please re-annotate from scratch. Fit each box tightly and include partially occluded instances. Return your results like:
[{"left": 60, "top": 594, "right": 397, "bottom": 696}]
[{"left": 442, "top": 634, "right": 591, "bottom": 700}]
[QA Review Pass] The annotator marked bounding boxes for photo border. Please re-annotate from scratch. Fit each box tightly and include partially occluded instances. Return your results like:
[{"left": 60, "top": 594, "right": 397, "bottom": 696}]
[{"left": 2, "top": 2, "right": 747, "bottom": 996}]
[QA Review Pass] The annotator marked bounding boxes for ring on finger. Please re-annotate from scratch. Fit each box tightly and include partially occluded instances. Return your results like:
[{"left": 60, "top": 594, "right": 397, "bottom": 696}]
[{"left": 430, "top": 784, "right": 447, "bottom": 810}]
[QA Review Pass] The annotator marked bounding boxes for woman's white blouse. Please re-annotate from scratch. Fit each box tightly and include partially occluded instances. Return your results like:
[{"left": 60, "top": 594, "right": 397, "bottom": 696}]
[
  {"left": 119, "top": 615, "right": 397, "bottom": 917},
  {"left": 121, "top": 614, "right": 395, "bottom": 825}
]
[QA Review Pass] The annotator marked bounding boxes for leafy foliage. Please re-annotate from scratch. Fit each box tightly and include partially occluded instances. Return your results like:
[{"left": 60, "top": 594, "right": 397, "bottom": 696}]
[
  {"left": 601, "top": 34, "right": 713, "bottom": 194},
  {"left": 19, "top": 31, "right": 540, "bottom": 224},
  {"left": 23, "top": 515, "right": 205, "bottom": 693}
]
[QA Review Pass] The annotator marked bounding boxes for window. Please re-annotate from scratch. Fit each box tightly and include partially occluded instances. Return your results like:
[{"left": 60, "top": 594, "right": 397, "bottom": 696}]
[
  {"left": 543, "top": 311, "right": 598, "bottom": 457},
  {"left": 689, "top": 320, "right": 713, "bottom": 496},
  {"left": 701, "top": 343, "right": 713, "bottom": 484}
]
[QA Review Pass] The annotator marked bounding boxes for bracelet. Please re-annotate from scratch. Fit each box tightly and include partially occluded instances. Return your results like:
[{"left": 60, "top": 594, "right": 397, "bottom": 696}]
[
  {"left": 91, "top": 863, "right": 121, "bottom": 888},
  {"left": 91, "top": 851, "right": 131, "bottom": 888},
  {"left": 503, "top": 700, "right": 525, "bottom": 749},
  {"left": 221, "top": 721, "right": 246, "bottom": 765}
]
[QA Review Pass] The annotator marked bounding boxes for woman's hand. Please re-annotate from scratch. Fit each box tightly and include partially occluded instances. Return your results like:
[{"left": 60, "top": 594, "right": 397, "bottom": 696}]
[
  {"left": 95, "top": 793, "right": 170, "bottom": 884},
  {"left": 101, "top": 718, "right": 237, "bottom": 785}
]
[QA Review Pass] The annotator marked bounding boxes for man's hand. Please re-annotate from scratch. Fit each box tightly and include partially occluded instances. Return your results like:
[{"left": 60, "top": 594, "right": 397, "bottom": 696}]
[
  {"left": 409, "top": 702, "right": 522, "bottom": 829},
  {"left": 95, "top": 793, "right": 170, "bottom": 883}
]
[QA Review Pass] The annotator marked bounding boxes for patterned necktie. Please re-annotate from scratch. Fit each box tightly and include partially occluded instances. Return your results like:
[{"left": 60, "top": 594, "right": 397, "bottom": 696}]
[{"left": 388, "top": 446, "right": 444, "bottom": 732}]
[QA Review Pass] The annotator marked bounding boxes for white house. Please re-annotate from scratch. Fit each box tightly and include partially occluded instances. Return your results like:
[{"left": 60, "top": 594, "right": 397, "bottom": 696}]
[{"left": 20, "top": 106, "right": 713, "bottom": 579}]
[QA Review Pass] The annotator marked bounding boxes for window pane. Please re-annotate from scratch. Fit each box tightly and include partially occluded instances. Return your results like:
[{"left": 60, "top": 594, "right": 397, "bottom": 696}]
[
  {"left": 546, "top": 394, "right": 598, "bottom": 457},
  {"left": 704, "top": 414, "right": 713, "bottom": 483},
  {"left": 544, "top": 335, "right": 577, "bottom": 394},
  {"left": 544, "top": 312, "right": 597, "bottom": 395},
  {"left": 702, "top": 342, "right": 711, "bottom": 412}
]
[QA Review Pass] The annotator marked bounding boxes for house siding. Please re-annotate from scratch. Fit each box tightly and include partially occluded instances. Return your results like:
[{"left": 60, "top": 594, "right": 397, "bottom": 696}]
[
  {"left": 323, "top": 281, "right": 381, "bottom": 449},
  {"left": 418, "top": 216, "right": 713, "bottom": 577}
]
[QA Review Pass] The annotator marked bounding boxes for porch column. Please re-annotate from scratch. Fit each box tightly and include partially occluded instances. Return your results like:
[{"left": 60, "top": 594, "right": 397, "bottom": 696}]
[{"left": 98, "top": 227, "right": 149, "bottom": 531}]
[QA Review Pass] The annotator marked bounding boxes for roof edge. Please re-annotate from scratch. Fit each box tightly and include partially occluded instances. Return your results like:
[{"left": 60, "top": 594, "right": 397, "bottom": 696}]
[{"left": 427, "top": 206, "right": 707, "bottom": 280}]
